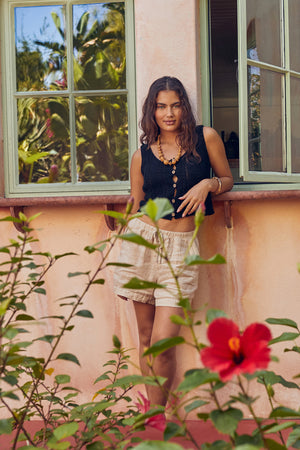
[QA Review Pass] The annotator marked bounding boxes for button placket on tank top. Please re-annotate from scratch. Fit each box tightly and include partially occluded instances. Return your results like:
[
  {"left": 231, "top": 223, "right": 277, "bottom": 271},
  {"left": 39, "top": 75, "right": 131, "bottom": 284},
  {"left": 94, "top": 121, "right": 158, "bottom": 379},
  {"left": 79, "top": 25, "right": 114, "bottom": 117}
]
[{"left": 171, "top": 164, "right": 178, "bottom": 218}]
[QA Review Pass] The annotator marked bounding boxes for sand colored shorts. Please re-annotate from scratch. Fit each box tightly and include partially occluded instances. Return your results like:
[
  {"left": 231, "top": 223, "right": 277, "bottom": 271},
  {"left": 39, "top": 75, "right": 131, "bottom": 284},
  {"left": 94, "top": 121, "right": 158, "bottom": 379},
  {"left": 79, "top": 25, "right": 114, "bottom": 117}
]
[{"left": 113, "top": 218, "right": 199, "bottom": 307}]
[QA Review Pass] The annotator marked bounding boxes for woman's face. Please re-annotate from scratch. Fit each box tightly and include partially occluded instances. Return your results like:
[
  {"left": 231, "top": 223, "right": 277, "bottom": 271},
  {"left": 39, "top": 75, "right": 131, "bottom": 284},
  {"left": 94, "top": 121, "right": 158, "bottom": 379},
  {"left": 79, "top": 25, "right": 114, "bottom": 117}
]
[{"left": 154, "top": 90, "right": 182, "bottom": 133}]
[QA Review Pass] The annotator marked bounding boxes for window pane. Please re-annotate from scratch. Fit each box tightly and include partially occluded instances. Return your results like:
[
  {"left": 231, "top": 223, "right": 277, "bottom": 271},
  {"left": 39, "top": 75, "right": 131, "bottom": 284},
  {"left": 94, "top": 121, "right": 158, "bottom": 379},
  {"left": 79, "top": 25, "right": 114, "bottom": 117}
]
[
  {"left": 18, "top": 97, "right": 71, "bottom": 184},
  {"left": 73, "top": 3, "right": 126, "bottom": 91},
  {"left": 291, "top": 77, "right": 300, "bottom": 173},
  {"left": 289, "top": 0, "right": 300, "bottom": 73},
  {"left": 248, "top": 66, "right": 284, "bottom": 172},
  {"left": 246, "top": 0, "right": 281, "bottom": 67},
  {"left": 15, "top": 5, "right": 67, "bottom": 92},
  {"left": 75, "top": 95, "right": 128, "bottom": 182}
]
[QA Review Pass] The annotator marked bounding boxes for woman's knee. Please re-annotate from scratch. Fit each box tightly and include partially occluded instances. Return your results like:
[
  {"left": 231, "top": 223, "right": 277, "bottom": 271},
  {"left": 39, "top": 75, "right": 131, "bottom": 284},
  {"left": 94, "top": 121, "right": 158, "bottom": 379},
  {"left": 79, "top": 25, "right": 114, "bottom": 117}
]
[
  {"left": 138, "top": 324, "right": 153, "bottom": 348},
  {"left": 153, "top": 347, "right": 177, "bottom": 370}
]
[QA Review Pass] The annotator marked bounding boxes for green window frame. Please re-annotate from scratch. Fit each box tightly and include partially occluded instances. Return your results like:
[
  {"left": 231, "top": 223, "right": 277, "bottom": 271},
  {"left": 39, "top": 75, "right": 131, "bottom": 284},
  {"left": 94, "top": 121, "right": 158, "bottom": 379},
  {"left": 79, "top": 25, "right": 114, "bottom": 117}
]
[
  {"left": 1, "top": 0, "right": 136, "bottom": 198},
  {"left": 201, "top": 0, "right": 300, "bottom": 189}
]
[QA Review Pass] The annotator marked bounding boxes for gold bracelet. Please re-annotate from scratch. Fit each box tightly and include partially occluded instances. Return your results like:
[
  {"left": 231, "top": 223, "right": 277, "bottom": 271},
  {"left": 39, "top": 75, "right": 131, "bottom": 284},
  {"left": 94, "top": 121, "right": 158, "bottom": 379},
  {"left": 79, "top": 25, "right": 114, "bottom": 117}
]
[{"left": 212, "top": 176, "right": 222, "bottom": 195}]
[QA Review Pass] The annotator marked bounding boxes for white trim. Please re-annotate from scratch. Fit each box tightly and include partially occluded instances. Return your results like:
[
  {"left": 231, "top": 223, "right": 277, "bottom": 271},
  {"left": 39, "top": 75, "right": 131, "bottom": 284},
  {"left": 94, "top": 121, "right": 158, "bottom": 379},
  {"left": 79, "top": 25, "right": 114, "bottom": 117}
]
[
  {"left": 237, "top": 0, "right": 300, "bottom": 183},
  {"left": 237, "top": 0, "right": 248, "bottom": 180}
]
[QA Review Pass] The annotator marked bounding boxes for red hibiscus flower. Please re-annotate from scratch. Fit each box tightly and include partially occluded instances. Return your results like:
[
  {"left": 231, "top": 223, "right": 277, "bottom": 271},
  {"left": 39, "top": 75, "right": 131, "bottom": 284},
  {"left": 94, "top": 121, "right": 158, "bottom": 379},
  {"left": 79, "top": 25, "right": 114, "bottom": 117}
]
[
  {"left": 200, "top": 318, "right": 272, "bottom": 381},
  {"left": 135, "top": 392, "right": 166, "bottom": 431}
]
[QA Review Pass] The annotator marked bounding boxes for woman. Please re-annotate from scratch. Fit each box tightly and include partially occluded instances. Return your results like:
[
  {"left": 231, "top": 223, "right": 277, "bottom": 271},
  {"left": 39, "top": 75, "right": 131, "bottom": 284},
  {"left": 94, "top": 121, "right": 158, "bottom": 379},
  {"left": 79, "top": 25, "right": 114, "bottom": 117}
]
[{"left": 114, "top": 76, "right": 233, "bottom": 407}]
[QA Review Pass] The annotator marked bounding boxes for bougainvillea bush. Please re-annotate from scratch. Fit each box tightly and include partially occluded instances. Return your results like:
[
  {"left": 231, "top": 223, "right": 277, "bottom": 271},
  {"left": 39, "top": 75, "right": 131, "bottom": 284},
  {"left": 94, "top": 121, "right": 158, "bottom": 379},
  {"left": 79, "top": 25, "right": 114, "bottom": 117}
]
[{"left": 0, "top": 199, "right": 300, "bottom": 449}]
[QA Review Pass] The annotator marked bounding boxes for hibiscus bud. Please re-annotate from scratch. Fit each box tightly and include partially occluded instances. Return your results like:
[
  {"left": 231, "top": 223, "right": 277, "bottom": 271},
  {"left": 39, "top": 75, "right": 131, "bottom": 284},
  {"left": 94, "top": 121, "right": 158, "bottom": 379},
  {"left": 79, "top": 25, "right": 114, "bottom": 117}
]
[
  {"left": 49, "top": 165, "right": 58, "bottom": 183},
  {"left": 195, "top": 202, "right": 205, "bottom": 227},
  {"left": 125, "top": 196, "right": 134, "bottom": 215}
]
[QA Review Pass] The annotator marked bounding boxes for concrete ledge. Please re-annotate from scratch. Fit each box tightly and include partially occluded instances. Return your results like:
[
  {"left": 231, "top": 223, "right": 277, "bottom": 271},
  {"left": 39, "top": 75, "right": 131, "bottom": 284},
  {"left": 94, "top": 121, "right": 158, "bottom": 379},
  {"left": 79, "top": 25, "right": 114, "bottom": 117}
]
[{"left": 0, "top": 189, "right": 299, "bottom": 209}]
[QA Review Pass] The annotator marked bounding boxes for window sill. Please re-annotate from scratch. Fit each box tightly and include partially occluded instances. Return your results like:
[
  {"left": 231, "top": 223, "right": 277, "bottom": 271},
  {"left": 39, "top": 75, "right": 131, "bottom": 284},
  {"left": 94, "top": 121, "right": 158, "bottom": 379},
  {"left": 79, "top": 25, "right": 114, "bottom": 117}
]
[{"left": 0, "top": 189, "right": 299, "bottom": 231}]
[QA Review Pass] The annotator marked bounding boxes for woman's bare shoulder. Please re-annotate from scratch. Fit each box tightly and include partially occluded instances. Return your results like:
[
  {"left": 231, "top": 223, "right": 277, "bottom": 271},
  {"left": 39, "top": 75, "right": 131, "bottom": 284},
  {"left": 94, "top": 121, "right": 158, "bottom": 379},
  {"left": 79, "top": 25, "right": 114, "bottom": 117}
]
[{"left": 202, "top": 126, "right": 221, "bottom": 142}]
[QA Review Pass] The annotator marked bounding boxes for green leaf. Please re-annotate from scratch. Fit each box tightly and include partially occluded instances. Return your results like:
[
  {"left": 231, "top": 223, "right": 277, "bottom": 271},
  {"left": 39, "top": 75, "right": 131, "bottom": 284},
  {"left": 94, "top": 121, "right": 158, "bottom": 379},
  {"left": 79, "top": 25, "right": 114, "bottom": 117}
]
[
  {"left": 23, "top": 151, "right": 49, "bottom": 165},
  {"left": 108, "top": 374, "right": 162, "bottom": 389},
  {"left": 1, "top": 391, "right": 19, "bottom": 400},
  {"left": 143, "top": 336, "right": 185, "bottom": 357},
  {"left": 197, "top": 412, "right": 210, "bottom": 421},
  {"left": 33, "top": 288, "right": 46, "bottom": 295},
  {"left": 91, "top": 278, "right": 105, "bottom": 285},
  {"left": 234, "top": 433, "right": 263, "bottom": 447},
  {"left": 75, "top": 309, "right": 94, "bottom": 318},
  {"left": 0, "top": 216, "right": 22, "bottom": 223},
  {"left": 56, "top": 353, "right": 80, "bottom": 366},
  {"left": 257, "top": 370, "right": 299, "bottom": 390},
  {"left": 184, "top": 399, "right": 208, "bottom": 413},
  {"left": 97, "top": 209, "right": 125, "bottom": 219},
  {"left": 177, "top": 297, "right": 192, "bottom": 310},
  {"left": 269, "top": 332, "right": 300, "bottom": 345},
  {"left": 3, "top": 374, "right": 18, "bottom": 386},
  {"left": 124, "top": 277, "right": 166, "bottom": 290},
  {"left": 118, "top": 233, "right": 158, "bottom": 250},
  {"left": 170, "top": 314, "right": 190, "bottom": 326},
  {"left": 26, "top": 212, "right": 42, "bottom": 223},
  {"left": 164, "top": 422, "right": 184, "bottom": 440},
  {"left": 284, "top": 346, "right": 300, "bottom": 354},
  {"left": 35, "top": 335, "right": 56, "bottom": 344},
  {"left": 53, "top": 422, "right": 78, "bottom": 441},
  {"left": 55, "top": 374, "right": 71, "bottom": 384},
  {"left": 265, "top": 421, "right": 295, "bottom": 433},
  {"left": 106, "top": 262, "right": 133, "bottom": 267},
  {"left": 134, "top": 441, "right": 183, "bottom": 449},
  {"left": 210, "top": 408, "right": 243, "bottom": 436},
  {"left": 270, "top": 406, "right": 300, "bottom": 418},
  {"left": 234, "top": 446, "right": 261, "bottom": 450},
  {"left": 0, "top": 247, "right": 10, "bottom": 253},
  {"left": 86, "top": 443, "right": 104, "bottom": 450},
  {"left": 266, "top": 317, "right": 299, "bottom": 330},
  {"left": 54, "top": 252, "right": 77, "bottom": 260},
  {"left": 0, "top": 298, "right": 11, "bottom": 316},
  {"left": 263, "top": 439, "right": 287, "bottom": 450},
  {"left": 67, "top": 271, "right": 89, "bottom": 278},
  {"left": 94, "top": 373, "right": 110, "bottom": 383},
  {"left": 140, "top": 198, "right": 174, "bottom": 222},
  {"left": 16, "top": 314, "right": 35, "bottom": 321},
  {"left": 206, "top": 308, "right": 228, "bottom": 324},
  {"left": 185, "top": 254, "right": 226, "bottom": 265},
  {"left": 46, "top": 441, "right": 70, "bottom": 450},
  {"left": 113, "top": 335, "right": 121, "bottom": 349},
  {"left": 17, "top": 447, "right": 38, "bottom": 450},
  {"left": 202, "top": 442, "right": 232, "bottom": 450},
  {"left": 287, "top": 427, "right": 300, "bottom": 447},
  {"left": 18, "top": 212, "right": 27, "bottom": 222},
  {"left": 0, "top": 418, "right": 13, "bottom": 434},
  {"left": 178, "top": 369, "right": 219, "bottom": 392}
]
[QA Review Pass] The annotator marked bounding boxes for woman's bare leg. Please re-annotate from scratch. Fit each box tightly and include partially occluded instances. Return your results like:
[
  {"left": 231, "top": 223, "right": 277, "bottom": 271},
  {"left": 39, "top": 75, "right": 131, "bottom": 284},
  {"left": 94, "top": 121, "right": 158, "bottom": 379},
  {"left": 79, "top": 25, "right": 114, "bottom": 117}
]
[
  {"left": 133, "top": 301, "right": 155, "bottom": 378},
  {"left": 134, "top": 301, "right": 183, "bottom": 406}
]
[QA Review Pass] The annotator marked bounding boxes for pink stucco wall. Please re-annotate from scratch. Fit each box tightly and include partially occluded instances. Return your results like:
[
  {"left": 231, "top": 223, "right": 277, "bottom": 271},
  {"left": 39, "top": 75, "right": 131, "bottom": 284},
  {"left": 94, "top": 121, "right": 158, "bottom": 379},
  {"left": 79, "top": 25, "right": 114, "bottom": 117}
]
[
  {"left": 0, "top": 0, "right": 300, "bottom": 421},
  {"left": 1, "top": 196, "right": 300, "bottom": 418}
]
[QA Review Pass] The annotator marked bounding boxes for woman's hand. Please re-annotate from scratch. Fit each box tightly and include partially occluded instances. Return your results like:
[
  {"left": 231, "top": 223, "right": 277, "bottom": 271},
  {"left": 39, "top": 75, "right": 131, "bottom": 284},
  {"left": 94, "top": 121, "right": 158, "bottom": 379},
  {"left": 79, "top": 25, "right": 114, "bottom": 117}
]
[{"left": 177, "top": 179, "right": 215, "bottom": 217}]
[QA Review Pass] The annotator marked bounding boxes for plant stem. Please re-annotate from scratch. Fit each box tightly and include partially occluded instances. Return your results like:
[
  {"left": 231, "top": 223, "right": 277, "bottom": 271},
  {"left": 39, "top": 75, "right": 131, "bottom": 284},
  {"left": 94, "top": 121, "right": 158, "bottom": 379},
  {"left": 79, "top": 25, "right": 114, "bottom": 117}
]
[{"left": 237, "top": 375, "right": 272, "bottom": 448}]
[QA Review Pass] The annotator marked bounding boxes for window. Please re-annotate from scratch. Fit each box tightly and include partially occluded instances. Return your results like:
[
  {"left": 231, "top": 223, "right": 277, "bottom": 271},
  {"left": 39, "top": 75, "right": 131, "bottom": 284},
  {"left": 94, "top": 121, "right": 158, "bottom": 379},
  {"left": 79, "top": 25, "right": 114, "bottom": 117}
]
[
  {"left": 203, "top": 0, "right": 300, "bottom": 187},
  {"left": 1, "top": 0, "right": 136, "bottom": 197}
]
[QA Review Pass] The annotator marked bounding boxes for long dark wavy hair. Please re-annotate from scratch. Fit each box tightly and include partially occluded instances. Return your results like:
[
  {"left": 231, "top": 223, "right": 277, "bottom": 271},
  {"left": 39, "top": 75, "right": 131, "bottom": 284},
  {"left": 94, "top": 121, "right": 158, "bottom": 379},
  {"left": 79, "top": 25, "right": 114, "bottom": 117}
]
[{"left": 139, "top": 76, "right": 198, "bottom": 157}]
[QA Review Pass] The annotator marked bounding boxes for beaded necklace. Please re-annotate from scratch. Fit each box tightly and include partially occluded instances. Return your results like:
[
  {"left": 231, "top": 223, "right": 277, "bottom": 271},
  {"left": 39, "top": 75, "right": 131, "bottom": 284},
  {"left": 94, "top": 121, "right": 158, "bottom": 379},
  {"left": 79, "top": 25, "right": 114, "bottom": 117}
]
[
  {"left": 157, "top": 135, "right": 182, "bottom": 218},
  {"left": 157, "top": 135, "right": 182, "bottom": 165}
]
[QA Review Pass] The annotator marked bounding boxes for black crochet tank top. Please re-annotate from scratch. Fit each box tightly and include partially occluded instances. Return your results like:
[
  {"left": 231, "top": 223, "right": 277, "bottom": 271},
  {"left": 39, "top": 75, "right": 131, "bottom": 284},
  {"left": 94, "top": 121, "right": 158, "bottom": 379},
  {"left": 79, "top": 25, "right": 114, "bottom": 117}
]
[{"left": 139, "top": 125, "right": 214, "bottom": 220}]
